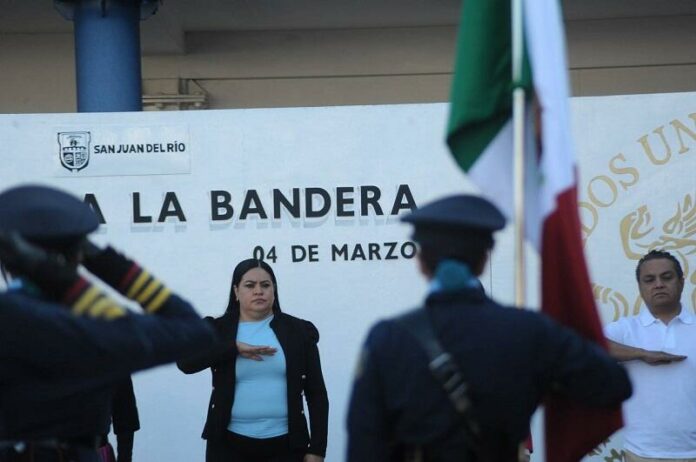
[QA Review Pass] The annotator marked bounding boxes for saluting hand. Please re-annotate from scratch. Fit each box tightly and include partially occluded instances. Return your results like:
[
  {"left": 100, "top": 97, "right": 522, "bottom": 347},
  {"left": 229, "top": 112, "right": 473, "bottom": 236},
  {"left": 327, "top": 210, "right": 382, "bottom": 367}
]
[{"left": 236, "top": 341, "right": 277, "bottom": 361}]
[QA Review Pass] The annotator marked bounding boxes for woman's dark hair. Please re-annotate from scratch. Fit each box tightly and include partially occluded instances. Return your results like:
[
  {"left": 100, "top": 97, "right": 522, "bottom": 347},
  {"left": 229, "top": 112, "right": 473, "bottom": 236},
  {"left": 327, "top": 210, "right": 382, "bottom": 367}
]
[{"left": 225, "top": 258, "right": 282, "bottom": 314}]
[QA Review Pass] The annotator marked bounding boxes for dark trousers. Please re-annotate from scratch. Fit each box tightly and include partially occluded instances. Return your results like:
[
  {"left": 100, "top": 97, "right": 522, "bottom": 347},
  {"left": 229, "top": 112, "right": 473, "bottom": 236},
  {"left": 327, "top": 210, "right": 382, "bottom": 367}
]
[
  {"left": 0, "top": 445, "right": 100, "bottom": 462},
  {"left": 206, "top": 432, "right": 305, "bottom": 462}
]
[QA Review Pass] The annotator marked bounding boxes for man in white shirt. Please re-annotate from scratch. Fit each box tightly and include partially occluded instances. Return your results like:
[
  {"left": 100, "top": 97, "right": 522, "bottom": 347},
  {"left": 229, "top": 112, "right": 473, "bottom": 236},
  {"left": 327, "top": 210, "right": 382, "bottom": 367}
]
[{"left": 605, "top": 249, "right": 696, "bottom": 462}]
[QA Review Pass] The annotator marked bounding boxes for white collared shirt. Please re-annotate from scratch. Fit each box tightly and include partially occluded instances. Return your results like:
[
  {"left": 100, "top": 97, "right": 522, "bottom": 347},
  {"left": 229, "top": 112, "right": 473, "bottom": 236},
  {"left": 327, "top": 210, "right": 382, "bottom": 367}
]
[{"left": 605, "top": 306, "right": 696, "bottom": 458}]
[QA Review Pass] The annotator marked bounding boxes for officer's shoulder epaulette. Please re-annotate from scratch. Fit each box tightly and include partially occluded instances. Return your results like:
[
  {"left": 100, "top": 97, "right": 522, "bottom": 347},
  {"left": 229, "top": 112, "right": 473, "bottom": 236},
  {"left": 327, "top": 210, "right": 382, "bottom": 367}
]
[
  {"left": 117, "top": 263, "right": 171, "bottom": 314},
  {"left": 62, "top": 278, "right": 127, "bottom": 320}
]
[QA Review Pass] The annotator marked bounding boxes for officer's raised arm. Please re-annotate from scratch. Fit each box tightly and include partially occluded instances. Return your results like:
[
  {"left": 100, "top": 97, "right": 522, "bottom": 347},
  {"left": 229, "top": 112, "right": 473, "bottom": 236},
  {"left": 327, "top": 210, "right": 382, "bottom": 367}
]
[
  {"left": 0, "top": 184, "right": 221, "bottom": 460},
  {"left": 0, "top": 185, "right": 217, "bottom": 380}
]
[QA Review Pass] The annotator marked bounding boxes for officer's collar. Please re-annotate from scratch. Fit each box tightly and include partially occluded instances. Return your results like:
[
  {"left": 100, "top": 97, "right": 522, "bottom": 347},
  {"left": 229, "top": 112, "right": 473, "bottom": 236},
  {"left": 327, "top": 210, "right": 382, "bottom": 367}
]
[
  {"left": 5, "top": 278, "right": 43, "bottom": 297},
  {"left": 426, "top": 285, "right": 487, "bottom": 306}
]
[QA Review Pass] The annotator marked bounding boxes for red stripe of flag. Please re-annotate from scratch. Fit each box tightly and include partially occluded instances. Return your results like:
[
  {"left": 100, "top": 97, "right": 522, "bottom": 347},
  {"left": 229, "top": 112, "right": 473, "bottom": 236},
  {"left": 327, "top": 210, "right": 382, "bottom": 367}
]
[{"left": 542, "top": 186, "right": 623, "bottom": 460}]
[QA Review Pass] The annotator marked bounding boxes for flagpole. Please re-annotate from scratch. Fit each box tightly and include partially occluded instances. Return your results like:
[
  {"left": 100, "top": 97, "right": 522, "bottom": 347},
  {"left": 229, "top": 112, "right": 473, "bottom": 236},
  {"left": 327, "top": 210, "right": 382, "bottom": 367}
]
[
  {"left": 512, "top": 0, "right": 526, "bottom": 308},
  {"left": 512, "top": 3, "right": 530, "bottom": 457}
]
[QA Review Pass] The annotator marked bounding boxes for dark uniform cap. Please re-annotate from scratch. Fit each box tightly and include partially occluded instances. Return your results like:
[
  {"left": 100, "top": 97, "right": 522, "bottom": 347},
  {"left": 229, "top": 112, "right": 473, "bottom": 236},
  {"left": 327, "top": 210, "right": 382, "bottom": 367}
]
[
  {"left": 0, "top": 185, "right": 99, "bottom": 241},
  {"left": 402, "top": 195, "right": 506, "bottom": 231},
  {"left": 401, "top": 194, "right": 506, "bottom": 253}
]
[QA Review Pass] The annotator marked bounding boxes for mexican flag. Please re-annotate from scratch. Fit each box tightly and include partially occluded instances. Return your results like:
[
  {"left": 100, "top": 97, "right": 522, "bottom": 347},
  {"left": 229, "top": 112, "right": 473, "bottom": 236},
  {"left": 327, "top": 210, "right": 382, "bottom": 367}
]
[{"left": 446, "top": 0, "right": 622, "bottom": 460}]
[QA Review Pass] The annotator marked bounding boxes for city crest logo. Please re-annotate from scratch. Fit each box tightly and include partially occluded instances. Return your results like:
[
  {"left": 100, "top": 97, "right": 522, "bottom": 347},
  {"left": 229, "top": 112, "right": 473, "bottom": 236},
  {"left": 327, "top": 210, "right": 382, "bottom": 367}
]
[{"left": 58, "top": 131, "right": 91, "bottom": 172}]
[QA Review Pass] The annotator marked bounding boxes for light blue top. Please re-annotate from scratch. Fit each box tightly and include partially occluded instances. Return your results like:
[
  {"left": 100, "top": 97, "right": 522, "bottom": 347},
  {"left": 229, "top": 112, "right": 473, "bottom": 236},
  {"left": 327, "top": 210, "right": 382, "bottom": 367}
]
[{"left": 228, "top": 315, "right": 288, "bottom": 438}]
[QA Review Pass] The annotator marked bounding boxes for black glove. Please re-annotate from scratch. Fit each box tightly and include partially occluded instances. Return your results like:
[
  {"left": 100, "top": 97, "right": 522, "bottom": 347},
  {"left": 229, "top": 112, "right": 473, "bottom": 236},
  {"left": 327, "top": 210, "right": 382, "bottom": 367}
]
[
  {"left": 81, "top": 240, "right": 171, "bottom": 313},
  {"left": 81, "top": 238, "right": 103, "bottom": 261},
  {"left": 81, "top": 241, "right": 135, "bottom": 290},
  {"left": 0, "top": 232, "right": 80, "bottom": 299},
  {"left": 116, "top": 432, "right": 134, "bottom": 462}
]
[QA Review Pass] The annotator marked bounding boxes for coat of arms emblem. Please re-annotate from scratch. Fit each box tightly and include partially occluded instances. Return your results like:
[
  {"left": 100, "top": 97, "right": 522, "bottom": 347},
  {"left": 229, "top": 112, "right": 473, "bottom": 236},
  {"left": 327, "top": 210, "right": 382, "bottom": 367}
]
[{"left": 58, "top": 131, "right": 91, "bottom": 172}]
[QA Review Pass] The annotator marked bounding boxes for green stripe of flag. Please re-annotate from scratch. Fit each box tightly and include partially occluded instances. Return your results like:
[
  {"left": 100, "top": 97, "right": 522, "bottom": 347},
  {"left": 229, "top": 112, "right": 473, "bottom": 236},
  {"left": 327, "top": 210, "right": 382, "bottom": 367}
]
[{"left": 446, "top": 0, "right": 532, "bottom": 172}]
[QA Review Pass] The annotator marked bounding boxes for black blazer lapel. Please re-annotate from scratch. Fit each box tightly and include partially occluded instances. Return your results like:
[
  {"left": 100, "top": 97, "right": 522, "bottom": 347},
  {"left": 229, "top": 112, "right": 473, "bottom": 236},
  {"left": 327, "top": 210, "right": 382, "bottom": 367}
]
[
  {"left": 272, "top": 314, "right": 297, "bottom": 375},
  {"left": 218, "top": 311, "right": 239, "bottom": 344}
]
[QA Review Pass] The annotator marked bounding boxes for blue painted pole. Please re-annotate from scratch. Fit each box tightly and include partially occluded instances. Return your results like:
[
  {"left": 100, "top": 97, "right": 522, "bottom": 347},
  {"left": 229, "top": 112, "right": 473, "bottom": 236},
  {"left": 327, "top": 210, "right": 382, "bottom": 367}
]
[{"left": 72, "top": 0, "right": 143, "bottom": 112}]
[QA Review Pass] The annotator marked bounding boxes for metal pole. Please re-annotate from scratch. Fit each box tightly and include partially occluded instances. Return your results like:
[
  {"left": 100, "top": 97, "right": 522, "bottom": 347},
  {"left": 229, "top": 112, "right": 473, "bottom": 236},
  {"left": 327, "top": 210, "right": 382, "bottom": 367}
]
[
  {"left": 511, "top": 0, "right": 526, "bottom": 308},
  {"left": 55, "top": 0, "right": 159, "bottom": 112},
  {"left": 76, "top": 0, "right": 141, "bottom": 112},
  {"left": 512, "top": 1, "right": 530, "bottom": 458}
]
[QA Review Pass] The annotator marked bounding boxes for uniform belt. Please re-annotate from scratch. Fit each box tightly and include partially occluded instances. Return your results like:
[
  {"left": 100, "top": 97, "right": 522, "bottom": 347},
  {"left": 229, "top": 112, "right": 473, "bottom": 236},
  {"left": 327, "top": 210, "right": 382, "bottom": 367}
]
[
  {"left": 0, "top": 436, "right": 100, "bottom": 452},
  {"left": 402, "top": 446, "right": 424, "bottom": 462}
]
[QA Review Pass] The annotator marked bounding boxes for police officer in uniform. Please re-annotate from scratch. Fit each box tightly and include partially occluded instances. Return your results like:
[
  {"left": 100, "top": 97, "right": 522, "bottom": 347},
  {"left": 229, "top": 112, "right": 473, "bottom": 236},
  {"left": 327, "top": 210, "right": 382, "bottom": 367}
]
[
  {"left": 0, "top": 185, "right": 217, "bottom": 462},
  {"left": 99, "top": 377, "right": 140, "bottom": 462},
  {"left": 346, "top": 194, "right": 632, "bottom": 462}
]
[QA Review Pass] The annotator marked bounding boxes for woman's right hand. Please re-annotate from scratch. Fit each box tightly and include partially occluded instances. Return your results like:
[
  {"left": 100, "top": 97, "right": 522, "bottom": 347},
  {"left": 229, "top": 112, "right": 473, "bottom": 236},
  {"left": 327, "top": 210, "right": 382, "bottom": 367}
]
[{"left": 236, "top": 341, "right": 277, "bottom": 361}]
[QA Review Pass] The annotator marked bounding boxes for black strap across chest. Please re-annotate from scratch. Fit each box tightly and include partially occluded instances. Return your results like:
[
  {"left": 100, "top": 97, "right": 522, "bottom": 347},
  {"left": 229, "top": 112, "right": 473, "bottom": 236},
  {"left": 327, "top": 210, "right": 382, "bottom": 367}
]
[{"left": 395, "top": 307, "right": 481, "bottom": 453}]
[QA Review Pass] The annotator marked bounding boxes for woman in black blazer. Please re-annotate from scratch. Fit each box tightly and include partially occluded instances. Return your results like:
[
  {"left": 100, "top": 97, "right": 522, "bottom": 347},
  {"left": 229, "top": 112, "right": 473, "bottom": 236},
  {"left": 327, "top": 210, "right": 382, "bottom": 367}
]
[{"left": 178, "top": 259, "right": 329, "bottom": 462}]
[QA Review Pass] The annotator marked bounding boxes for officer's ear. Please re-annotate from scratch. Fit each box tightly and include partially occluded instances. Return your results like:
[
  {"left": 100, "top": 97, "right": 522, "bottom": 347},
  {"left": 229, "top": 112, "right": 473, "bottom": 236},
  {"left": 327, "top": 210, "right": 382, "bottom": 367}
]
[
  {"left": 74, "top": 247, "right": 86, "bottom": 266},
  {"left": 54, "top": 248, "right": 81, "bottom": 269},
  {"left": 471, "top": 250, "right": 490, "bottom": 277},
  {"left": 416, "top": 252, "right": 434, "bottom": 280}
]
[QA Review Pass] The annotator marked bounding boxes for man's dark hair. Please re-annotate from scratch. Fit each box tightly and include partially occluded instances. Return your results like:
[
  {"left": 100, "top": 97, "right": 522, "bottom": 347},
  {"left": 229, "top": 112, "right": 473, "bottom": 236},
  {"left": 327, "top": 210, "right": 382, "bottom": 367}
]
[{"left": 635, "top": 249, "right": 684, "bottom": 281}]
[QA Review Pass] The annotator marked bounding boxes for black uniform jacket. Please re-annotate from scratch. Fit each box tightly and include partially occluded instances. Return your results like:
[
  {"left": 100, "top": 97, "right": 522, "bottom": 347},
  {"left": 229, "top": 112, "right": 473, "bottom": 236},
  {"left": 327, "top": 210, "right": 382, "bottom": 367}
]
[
  {"left": 177, "top": 311, "right": 329, "bottom": 457},
  {"left": 0, "top": 290, "right": 215, "bottom": 441},
  {"left": 347, "top": 287, "right": 632, "bottom": 462}
]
